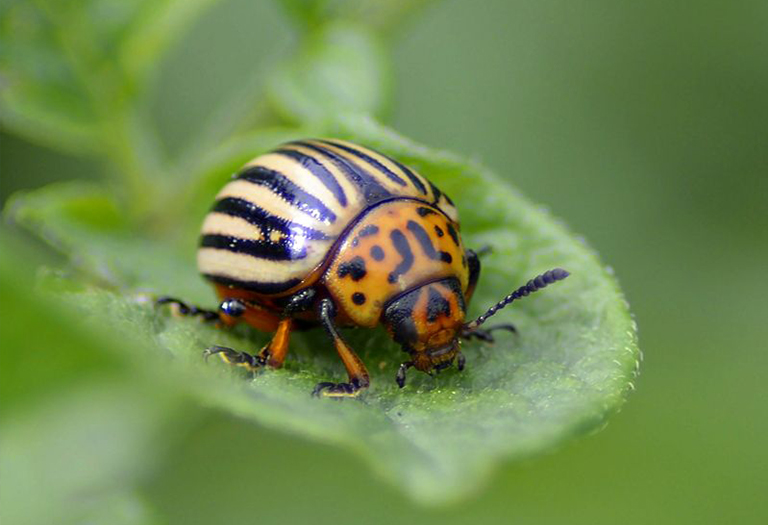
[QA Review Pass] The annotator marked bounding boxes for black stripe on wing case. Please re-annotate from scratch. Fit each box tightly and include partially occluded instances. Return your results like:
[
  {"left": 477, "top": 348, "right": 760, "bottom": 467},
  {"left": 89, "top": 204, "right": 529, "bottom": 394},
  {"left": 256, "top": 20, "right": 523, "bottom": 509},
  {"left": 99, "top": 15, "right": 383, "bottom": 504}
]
[
  {"left": 319, "top": 139, "right": 408, "bottom": 187},
  {"left": 390, "top": 159, "right": 428, "bottom": 195},
  {"left": 428, "top": 179, "right": 443, "bottom": 204},
  {"left": 273, "top": 148, "right": 348, "bottom": 207},
  {"left": 291, "top": 141, "right": 393, "bottom": 205},
  {"left": 212, "top": 197, "right": 331, "bottom": 241},
  {"left": 237, "top": 166, "right": 337, "bottom": 223},
  {"left": 388, "top": 229, "right": 414, "bottom": 284},
  {"left": 202, "top": 274, "right": 302, "bottom": 294},
  {"left": 200, "top": 234, "right": 307, "bottom": 261}
]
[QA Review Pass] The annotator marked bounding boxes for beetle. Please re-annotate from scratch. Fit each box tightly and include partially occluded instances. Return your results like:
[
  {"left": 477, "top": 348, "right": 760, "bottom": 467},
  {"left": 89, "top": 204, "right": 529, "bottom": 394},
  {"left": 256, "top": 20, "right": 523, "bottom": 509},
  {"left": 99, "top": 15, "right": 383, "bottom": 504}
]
[{"left": 158, "top": 139, "right": 568, "bottom": 397}]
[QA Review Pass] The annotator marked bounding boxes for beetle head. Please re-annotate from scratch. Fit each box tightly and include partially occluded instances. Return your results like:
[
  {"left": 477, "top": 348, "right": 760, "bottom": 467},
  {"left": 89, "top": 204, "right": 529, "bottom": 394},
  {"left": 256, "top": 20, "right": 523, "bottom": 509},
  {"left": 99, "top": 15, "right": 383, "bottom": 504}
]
[{"left": 382, "top": 278, "right": 466, "bottom": 381}]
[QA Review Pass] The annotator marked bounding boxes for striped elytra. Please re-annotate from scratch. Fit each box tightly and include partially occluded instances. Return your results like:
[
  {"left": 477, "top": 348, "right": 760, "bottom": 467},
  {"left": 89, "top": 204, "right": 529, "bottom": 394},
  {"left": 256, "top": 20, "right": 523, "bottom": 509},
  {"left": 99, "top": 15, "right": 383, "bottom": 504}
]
[
  {"left": 173, "top": 137, "right": 570, "bottom": 396},
  {"left": 197, "top": 139, "right": 459, "bottom": 297}
]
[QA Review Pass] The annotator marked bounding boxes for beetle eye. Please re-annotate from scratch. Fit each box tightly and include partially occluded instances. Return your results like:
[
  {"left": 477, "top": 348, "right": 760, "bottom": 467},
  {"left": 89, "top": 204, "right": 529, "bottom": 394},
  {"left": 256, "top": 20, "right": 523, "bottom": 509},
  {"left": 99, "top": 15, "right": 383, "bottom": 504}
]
[{"left": 220, "top": 299, "right": 246, "bottom": 317}]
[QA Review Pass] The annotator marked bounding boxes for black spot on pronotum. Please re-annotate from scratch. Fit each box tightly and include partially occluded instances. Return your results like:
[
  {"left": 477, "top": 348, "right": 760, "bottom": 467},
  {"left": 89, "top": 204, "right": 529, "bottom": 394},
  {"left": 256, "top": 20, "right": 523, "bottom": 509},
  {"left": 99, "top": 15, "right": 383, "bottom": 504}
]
[
  {"left": 359, "top": 224, "right": 379, "bottom": 237},
  {"left": 337, "top": 256, "right": 367, "bottom": 281},
  {"left": 406, "top": 220, "right": 453, "bottom": 264},
  {"left": 352, "top": 292, "right": 366, "bottom": 305},
  {"left": 352, "top": 224, "right": 380, "bottom": 247},
  {"left": 388, "top": 229, "right": 414, "bottom": 283},
  {"left": 370, "top": 245, "right": 385, "bottom": 261},
  {"left": 446, "top": 222, "right": 460, "bottom": 246}
]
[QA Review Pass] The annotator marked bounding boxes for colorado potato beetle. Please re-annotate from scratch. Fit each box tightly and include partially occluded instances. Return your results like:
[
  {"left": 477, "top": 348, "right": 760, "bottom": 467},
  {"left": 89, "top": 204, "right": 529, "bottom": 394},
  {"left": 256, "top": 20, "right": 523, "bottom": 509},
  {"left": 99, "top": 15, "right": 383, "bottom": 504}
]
[{"left": 158, "top": 139, "right": 568, "bottom": 397}]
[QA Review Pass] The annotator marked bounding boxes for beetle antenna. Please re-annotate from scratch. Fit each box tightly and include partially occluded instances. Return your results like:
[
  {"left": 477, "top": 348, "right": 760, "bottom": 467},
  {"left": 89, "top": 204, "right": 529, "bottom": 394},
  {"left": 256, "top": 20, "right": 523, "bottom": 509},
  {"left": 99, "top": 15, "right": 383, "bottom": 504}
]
[{"left": 464, "top": 268, "right": 570, "bottom": 330}]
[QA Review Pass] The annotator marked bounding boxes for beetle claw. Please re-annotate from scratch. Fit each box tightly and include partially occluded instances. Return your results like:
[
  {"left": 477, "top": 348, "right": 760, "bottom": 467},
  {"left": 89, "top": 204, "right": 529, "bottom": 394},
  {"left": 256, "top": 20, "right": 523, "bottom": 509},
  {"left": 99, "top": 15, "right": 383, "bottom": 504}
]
[
  {"left": 312, "top": 380, "right": 363, "bottom": 398},
  {"left": 456, "top": 352, "right": 466, "bottom": 371},
  {"left": 203, "top": 345, "right": 266, "bottom": 371},
  {"left": 396, "top": 361, "right": 412, "bottom": 388}
]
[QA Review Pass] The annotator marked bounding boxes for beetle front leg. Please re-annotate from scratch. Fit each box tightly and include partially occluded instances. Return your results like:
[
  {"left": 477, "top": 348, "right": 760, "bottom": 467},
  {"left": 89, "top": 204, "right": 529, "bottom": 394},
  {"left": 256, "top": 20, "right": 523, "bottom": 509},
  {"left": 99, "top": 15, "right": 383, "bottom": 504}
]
[
  {"left": 396, "top": 361, "right": 413, "bottom": 388},
  {"left": 312, "top": 298, "right": 370, "bottom": 398},
  {"left": 456, "top": 351, "right": 466, "bottom": 371}
]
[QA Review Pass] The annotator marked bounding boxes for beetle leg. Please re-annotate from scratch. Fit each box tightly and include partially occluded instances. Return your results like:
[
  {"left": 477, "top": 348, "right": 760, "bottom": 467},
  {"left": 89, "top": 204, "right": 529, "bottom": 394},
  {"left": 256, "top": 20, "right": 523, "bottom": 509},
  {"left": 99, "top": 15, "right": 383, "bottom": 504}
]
[
  {"left": 262, "top": 317, "right": 293, "bottom": 368},
  {"left": 312, "top": 298, "right": 370, "bottom": 398},
  {"left": 396, "top": 361, "right": 413, "bottom": 388},
  {"left": 282, "top": 288, "right": 317, "bottom": 315},
  {"left": 156, "top": 296, "right": 221, "bottom": 322},
  {"left": 157, "top": 296, "right": 247, "bottom": 325},
  {"left": 460, "top": 323, "right": 517, "bottom": 343},
  {"left": 204, "top": 345, "right": 267, "bottom": 372},
  {"left": 456, "top": 351, "right": 466, "bottom": 371},
  {"left": 204, "top": 317, "right": 293, "bottom": 372}
]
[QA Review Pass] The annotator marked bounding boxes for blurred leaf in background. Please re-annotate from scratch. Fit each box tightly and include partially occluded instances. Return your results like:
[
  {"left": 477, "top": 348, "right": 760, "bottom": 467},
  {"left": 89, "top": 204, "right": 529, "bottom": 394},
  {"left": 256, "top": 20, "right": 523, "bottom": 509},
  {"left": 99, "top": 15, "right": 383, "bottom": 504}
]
[
  {"left": 0, "top": 233, "right": 185, "bottom": 525},
  {"left": 1, "top": 0, "right": 767, "bottom": 524}
]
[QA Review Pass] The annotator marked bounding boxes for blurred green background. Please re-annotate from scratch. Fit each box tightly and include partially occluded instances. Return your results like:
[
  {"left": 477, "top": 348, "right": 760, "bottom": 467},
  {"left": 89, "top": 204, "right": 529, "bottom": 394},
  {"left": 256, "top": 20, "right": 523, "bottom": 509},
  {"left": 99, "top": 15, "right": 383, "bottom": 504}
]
[{"left": 2, "top": 0, "right": 766, "bottom": 524}]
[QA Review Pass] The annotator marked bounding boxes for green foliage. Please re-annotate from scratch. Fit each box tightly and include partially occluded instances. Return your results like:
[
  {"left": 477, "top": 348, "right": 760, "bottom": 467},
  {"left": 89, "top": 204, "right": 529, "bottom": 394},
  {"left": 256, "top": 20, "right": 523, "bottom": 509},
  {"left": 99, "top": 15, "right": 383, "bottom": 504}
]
[
  {"left": 268, "top": 22, "right": 391, "bottom": 123},
  {"left": 0, "top": 0, "right": 224, "bottom": 210},
  {"left": 0, "top": 234, "right": 178, "bottom": 525},
  {"left": 1, "top": 0, "right": 102, "bottom": 154},
  {"left": 1, "top": 0, "right": 638, "bottom": 510},
  {"left": 277, "top": 0, "right": 436, "bottom": 32}
]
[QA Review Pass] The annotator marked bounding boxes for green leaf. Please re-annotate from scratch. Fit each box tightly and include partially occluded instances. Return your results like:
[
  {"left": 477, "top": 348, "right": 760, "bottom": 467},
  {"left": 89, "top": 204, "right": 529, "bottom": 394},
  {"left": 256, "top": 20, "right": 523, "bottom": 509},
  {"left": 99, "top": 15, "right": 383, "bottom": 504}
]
[
  {"left": 0, "top": 1, "right": 102, "bottom": 154},
  {"left": 277, "top": 0, "right": 437, "bottom": 32},
  {"left": 119, "top": 0, "right": 222, "bottom": 84},
  {"left": 0, "top": 0, "right": 220, "bottom": 156},
  {"left": 6, "top": 118, "right": 639, "bottom": 505},
  {"left": 0, "top": 233, "right": 177, "bottom": 525},
  {"left": 268, "top": 22, "right": 391, "bottom": 124},
  {"left": 0, "top": 384, "right": 168, "bottom": 525},
  {"left": 4, "top": 182, "right": 210, "bottom": 303}
]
